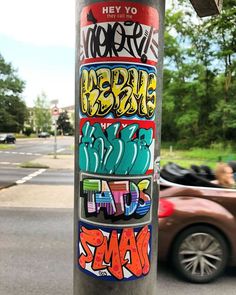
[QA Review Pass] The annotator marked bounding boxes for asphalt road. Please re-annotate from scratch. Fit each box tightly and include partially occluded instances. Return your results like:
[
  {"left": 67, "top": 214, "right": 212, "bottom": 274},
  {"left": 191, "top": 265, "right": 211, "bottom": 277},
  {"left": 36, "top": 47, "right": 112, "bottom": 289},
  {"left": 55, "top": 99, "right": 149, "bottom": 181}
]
[
  {"left": 27, "top": 169, "right": 73, "bottom": 185},
  {"left": 0, "top": 208, "right": 235, "bottom": 295},
  {"left": 15, "top": 137, "right": 74, "bottom": 155},
  {"left": 0, "top": 137, "right": 74, "bottom": 188},
  {"left": 0, "top": 167, "right": 38, "bottom": 186},
  {"left": 0, "top": 166, "right": 73, "bottom": 187},
  {"left": 1, "top": 137, "right": 236, "bottom": 294},
  {"left": 0, "top": 136, "right": 74, "bottom": 165}
]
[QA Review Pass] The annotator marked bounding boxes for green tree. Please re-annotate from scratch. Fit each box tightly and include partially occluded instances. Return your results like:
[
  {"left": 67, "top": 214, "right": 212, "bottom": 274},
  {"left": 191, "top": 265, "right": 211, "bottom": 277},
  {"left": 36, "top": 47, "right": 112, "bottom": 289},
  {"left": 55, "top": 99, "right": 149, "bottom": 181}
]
[
  {"left": 34, "top": 92, "right": 51, "bottom": 134},
  {"left": 57, "top": 111, "right": 73, "bottom": 135},
  {"left": 162, "top": 0, "right": 236, "bottom": 147},
  {"left": 0, "top": 54, "right": 28, "bottom": 132},
  {"left": 202, "top": 0, "right": 236, "bottom": 142},
  {"left": 184, "top": 0, "right": 236, "bottom": 144},
  {"left": 163, "top": 7, "right": 204, "bottom": 146}
]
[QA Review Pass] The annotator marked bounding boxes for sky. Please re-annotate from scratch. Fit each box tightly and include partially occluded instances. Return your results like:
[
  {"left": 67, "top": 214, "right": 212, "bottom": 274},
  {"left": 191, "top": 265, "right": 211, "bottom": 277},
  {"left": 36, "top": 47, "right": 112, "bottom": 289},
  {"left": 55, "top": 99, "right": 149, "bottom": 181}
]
[
  {"left": 0, "top": 0, "right": 75, "bottom": 108},
  {"left": 0, "top": 0, "right": 177, "bottom": 109}
]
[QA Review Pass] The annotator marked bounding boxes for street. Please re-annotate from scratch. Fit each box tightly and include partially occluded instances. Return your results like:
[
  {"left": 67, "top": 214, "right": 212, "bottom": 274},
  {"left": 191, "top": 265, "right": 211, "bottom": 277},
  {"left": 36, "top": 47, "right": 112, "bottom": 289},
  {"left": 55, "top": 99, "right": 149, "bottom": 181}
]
[
  {"left": 0, "top": 208, "right": 236, "bottom": 295},
  {"left": 0, "top": 136, "right": 73, "bottom": 165},
  {"left": 0, "top": 167, "right": 73, "bottom": 187},
  {"left": 0, "top": 137, "right": 74, "bottom": 188},
  {"left": 0, "top": 137, "right": 236, "bottom": 294}
]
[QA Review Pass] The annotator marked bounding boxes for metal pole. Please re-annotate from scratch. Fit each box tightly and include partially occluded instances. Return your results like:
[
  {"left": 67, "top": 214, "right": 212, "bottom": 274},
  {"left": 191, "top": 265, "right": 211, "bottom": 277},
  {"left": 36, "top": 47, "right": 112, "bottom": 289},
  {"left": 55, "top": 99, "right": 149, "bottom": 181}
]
[
  {"left": 74, "top": 0, "right": 165, "bottom": 294},
  {"left": 54, "top": 119, "right": 57, "bottom": 159}
]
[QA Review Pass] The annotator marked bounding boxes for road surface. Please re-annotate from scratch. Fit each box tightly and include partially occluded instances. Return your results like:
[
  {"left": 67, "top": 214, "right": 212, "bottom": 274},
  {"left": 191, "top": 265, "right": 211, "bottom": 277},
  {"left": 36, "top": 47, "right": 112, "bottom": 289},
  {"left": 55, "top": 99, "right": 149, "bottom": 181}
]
[
  {"left": 0, "top": 136, "right": 73, "bottom": 164},
  {"left": 0, "top": 166, "right": 73, "bottom": 187},
  {"left": 0, "top": 137, "right": 74, "bottom": 188},
  {"left": 1, "top": 137, "right": 236, "bottom": 294},
  {"left": 0, "top": 208, "right": 235, "bottom": 295}
]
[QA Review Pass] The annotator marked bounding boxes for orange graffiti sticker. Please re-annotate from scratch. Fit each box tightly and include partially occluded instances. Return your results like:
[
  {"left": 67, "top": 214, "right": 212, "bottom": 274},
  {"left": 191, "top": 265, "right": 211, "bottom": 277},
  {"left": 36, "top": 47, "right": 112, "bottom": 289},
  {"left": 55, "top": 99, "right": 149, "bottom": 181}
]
[{"left": 78, "top": 222, "right": 152, "bottom": 281}]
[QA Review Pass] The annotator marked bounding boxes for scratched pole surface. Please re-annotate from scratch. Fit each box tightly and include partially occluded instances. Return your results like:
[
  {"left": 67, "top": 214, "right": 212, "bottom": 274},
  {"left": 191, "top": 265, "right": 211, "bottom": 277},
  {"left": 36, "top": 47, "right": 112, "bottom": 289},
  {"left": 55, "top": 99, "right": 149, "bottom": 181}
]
[{"left": 74, "top": 0, "right": 165, "bottom": 294}]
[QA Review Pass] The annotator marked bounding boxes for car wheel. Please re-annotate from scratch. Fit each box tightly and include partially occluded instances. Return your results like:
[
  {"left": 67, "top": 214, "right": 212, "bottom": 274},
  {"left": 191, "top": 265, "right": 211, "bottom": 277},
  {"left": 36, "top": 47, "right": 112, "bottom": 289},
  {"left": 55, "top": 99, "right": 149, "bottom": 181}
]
[{"left": 171, "top": 225, "right": 228, "bottom": 283}]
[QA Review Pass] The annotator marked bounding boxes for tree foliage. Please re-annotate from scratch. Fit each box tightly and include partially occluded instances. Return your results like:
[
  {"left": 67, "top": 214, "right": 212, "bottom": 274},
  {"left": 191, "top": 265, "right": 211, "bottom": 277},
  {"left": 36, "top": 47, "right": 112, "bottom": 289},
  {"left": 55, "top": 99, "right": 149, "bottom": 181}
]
[
  {"left": 0, "top": 54, "right": 28, "bottom": 132},
  {"left": 162, "top": 0, "right": 236, "bottom": 147},
  {"left": 57, "top": 111, "right": 74, "bottom": 135},
  {"left": 33, "top": 92, "right": 52, "bottom": 133}
]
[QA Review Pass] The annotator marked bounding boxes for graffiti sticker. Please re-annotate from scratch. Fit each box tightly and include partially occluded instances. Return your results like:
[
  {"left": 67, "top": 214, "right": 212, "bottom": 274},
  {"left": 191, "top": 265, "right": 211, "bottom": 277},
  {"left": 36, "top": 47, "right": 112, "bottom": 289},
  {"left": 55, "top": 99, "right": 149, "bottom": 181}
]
[
  {"left": 77, "top": 2, "right": 158, "bottom": 282},
  {"left": 78, "top": 222, "right": 152, "bottom": 281},
  {"left": 79, "top": 118, "right": 156, "bottom": 175},
  {"left": 80, "top": 63, "right": 157, "bottom": 119},
  {"left": 80, "top": 2, "right": 159, "bottom": 65},
  {"left": 79, "top": 173, "right": 152, "bottom": 227}
]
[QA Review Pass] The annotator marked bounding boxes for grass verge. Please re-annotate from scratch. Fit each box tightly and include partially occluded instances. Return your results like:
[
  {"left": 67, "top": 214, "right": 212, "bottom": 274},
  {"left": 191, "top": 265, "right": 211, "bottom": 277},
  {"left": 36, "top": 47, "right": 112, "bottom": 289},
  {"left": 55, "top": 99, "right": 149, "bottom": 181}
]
[
  {"left": 20, "top": 162, "right": 49, "bottom": 169},
  {"left": 0, "top": 144, "right": 16, "bottom": 150},
  {"left": 161, "top": 147, "right": 236, "bottom": 169}
]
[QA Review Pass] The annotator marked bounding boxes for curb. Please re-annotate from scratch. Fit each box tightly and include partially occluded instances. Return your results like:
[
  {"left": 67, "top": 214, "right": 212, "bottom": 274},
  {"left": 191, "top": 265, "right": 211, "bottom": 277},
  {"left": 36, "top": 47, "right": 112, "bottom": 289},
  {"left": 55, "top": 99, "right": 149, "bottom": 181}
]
[{"left": 0, "top": 182, "right": 17, "bottom": 191}]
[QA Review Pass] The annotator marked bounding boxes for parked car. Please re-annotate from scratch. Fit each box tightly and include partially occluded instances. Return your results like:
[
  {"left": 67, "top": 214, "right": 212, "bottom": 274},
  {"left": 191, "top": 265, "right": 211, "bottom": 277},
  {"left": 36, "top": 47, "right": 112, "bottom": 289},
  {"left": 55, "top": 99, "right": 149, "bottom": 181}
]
[
  {"left": 0, "top": 134, "right": 16, "bottom": 144},
  {"left": 158, "top": 162, "right": 236, "bottom": 283},
  {"left": 38, "top": 132, "right": 50, "bottom": 138}
]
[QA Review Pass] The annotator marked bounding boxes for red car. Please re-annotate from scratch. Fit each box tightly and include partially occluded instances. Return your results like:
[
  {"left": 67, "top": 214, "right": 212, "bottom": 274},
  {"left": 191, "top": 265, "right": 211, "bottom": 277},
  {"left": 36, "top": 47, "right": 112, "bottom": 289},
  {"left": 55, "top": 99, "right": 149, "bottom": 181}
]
[{"left": 158, "top": 162, "right": 236, "bottom": 283}]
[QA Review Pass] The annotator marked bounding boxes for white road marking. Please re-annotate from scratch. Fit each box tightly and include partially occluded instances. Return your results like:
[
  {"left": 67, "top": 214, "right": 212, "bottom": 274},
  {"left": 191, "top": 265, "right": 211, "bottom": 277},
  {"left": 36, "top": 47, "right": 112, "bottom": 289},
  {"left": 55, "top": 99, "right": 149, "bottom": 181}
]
[
  {"left": 0, "top": 151, "right": 42, "bottom": 156},
  {"left": 22, "top": 176, "right": 33, "bottom": 181},
  {"left": 0, "top": 162, "right": 20, "bottom": 166},
  {"left": 57, "top": 148, "right": 65, "bottom": 153},
  {"left": 16, "top": 169, "right": 47, "bottom": 185},
  {"left": 16, "top": 180, "right": 26, "bottom": 184},
  {"left": 30, "top": 171, "right": 45, "bottom": 177}
]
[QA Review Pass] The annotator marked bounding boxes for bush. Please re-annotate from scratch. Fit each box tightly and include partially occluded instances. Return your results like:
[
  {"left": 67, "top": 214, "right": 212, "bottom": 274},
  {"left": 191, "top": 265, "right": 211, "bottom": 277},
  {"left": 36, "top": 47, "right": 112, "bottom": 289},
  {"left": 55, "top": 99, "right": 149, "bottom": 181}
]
[{"left": 23, "top": 127, "right": 33, "bottom": 137}]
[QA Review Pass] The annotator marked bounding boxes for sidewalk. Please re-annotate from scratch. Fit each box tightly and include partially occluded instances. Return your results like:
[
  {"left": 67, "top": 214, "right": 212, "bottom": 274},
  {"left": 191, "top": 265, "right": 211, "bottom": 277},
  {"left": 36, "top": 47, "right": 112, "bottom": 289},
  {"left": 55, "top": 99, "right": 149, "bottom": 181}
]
[
  {"left": 0, "top": 154, "right": 74, "bottom": 208},
  {"left": 29, "top": 154, "right": 74, "bottom": 170}
]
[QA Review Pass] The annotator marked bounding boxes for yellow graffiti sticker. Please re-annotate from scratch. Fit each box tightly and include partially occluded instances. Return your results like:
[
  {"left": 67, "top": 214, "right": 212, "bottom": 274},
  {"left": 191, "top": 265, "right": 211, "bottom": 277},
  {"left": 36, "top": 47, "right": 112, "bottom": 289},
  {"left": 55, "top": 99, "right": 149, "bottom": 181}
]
[{"left": 80, "top": 66, "right": 157, "bottom": 119}]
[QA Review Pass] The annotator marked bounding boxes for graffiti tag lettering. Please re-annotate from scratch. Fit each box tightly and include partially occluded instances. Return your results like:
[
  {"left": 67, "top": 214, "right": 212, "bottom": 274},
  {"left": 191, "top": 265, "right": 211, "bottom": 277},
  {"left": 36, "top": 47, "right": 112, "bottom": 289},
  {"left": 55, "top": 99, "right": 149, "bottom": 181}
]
[
  {"left": 80, "top": 66, "right": 157, "bottom": 119},
  {"left": 82, "top": 178, "right": 151, "bottom": 219},
  {"left": 101, "top": 6, "right": 138, "bottom": 15},
  {"left": 78, "top": 1, "right": 159, "bottom": 283},
  {"left": 79, "top": 121, "right": 154, "bottom": 175},
  {"left": 80, "top": 22, "right": 158, "bottom": 63},
  {"left": 79, "top": 225, "right": 151, "bottom": 280}
]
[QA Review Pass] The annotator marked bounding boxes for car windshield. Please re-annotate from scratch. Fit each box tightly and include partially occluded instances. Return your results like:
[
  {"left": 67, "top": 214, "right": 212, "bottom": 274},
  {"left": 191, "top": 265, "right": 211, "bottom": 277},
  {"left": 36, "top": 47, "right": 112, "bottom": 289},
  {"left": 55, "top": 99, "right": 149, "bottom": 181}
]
[
  {"left": 0, "top": 134, "right": 7, "bottom": 138},
  {"left": 161, "top": 162, "right": 236, "bottom": 190}
]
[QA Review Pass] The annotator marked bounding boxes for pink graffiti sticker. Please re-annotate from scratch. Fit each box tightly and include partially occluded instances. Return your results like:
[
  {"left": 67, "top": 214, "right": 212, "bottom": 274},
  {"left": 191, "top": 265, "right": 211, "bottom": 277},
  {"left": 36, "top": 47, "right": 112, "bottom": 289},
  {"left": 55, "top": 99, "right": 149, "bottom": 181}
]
[
  {"left": 78, "top": 222, "right": 152, "bottom": 281},
  {"left": 79, "top": 118, "right": 156, "bottom": 176},
  {"left": 80, "top": 2, "right": 159, "bottom": 65}
]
